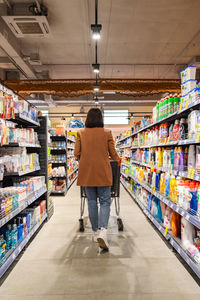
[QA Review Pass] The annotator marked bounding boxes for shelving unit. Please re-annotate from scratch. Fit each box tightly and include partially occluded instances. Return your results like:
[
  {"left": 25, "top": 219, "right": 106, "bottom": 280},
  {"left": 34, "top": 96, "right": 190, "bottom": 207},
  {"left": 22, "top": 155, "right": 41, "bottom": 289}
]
[
  {"left": 0, "top": 100, "right": 50, "bottom": 278},
  {"left": 49, "top": 132, "right": 78, "bottom": 195},
  {"left": 50, "top": 133, "right": 68, "bottom": 196},
  {"left": 118, "top": 91, "right": 200, "bottom": 279},
  {"left": 121, "top": 179, "right": 200, "bottom": 279}
]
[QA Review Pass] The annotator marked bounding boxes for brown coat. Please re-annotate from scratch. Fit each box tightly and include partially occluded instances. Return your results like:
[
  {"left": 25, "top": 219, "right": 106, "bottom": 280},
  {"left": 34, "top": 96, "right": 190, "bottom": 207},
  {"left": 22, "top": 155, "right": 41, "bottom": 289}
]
[{"left": 74, "top": 128, "right": 120, "bottom": 186}]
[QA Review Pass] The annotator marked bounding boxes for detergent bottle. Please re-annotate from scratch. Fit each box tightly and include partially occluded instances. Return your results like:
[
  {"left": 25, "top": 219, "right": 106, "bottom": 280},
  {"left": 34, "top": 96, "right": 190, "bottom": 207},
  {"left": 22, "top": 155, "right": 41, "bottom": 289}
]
[
  {"left": 173, "top": 120, "right": 180, "bottom": 141},
  {"left": 170, "top": 147, "right": 175, "bottom": 171},
  {"left": 188, "top": 145, "right": 196, "bottom": 169},
  {"left": 178, "top": 147, "right": 184, "bottom": 172},
  {"left": 163, "top": 149, "right": 168, "bottom": 168},
  {"left": 170, "top": 175, "right": 177, "bottom": 203},
  {"left": 157, "top": 147, "right": 163, "bottom": 167},
  {"left": 189, "top": 181, "right": 198, "bottom": 215},
  {"left": 169, "top": 122, "right": 174, "bottom": 142},
  {"left": 160, "top": 173, "right": 166, "bottom": 194},
  {"left": 174, "top": 147, "right": 179, "bottom": 171},
  {"left": 165, "top": 173, "right": 171, "bottom": 198},
  {"left": 197, "top": 184, "right": 200, "bottom": 215},
  {"left": 152, "top": 168, "right": 156, "bottom": 189},
  {"left": 183, "top": 180, "right": 191, "bottom": 211},
  {"left": 184, "top": 147, "right": 188, "bottom": 170},
  {"left": 155, "top": 171, "right": 160, "bottom": 191}
]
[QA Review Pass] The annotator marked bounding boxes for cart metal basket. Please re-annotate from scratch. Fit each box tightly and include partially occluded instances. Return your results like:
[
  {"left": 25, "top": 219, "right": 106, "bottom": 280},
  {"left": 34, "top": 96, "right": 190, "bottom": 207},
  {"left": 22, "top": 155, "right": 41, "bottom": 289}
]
[{"left": 79, "top": 160, "right": 123, "bottom": 231}]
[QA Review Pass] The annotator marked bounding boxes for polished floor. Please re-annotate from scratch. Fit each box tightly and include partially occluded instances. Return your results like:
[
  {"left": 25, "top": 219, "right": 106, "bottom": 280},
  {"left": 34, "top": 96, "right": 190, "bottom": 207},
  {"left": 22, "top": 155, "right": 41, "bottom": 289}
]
[{"left": 0, "top": 183, "right": 200, "bottom": 299}]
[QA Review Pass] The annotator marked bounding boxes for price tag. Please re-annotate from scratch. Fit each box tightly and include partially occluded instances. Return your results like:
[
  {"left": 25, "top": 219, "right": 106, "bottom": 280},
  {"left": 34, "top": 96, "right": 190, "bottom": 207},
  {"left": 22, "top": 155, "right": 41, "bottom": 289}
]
[
  {"left": 195, "top": 132, "right": 200, "bottom": 143},
  {"left": 170, "top": 165, "right": 173, "bottom": 173},
  {"left": 22, "top": 165, "right": 25, "bottom": 172},
  {"left": 39, "top": 216, "right": 41, "bottom": 223},
  {"left": 188, "top": 168, "right": 192, "bottom": 178},
  {"left": 30, "top": 164, "right": 33, "bottom": 170},
  {"left": 179, "top": 103, "right": 182, "bottom": 112},
  {"left": 185, "top": 214, "right": 190, "bottom": 221},
  {"left": 164, "top": 227, "right": 168, "bottom": 237},
  {"left": 191, "top": 168, "right": 195, "bottom": 179},
  {"left": 185, "top": 99, "right": 189, "bottom": 109}
]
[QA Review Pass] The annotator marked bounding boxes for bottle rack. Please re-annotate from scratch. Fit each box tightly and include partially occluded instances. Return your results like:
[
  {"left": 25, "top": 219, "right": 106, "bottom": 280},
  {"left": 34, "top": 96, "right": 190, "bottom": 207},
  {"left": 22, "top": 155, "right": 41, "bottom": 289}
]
[
  {"left": 0, "top": 113, "right": 50, "bottom": 278},
  {"left": 50, "top": 132, "right": 78, "bottom": 195},
  {"left": 50, "top": 133, "right": 68, "bottom": 196},
  {"left": 67, "top": 134, "right": 78, "bottom": 189},
  {"left": 118, "top": 95, "right": 200, "bottom": 279}
]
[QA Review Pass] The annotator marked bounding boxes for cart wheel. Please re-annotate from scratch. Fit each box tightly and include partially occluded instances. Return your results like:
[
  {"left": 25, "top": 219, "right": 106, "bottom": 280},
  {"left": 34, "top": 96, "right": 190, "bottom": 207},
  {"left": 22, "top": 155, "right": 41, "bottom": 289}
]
[
  {"left": 117, "top": 218, "right": 124, "bottom": 231},
  {"left": 79, "top": 219, "right": 85, "bottom": 232}
]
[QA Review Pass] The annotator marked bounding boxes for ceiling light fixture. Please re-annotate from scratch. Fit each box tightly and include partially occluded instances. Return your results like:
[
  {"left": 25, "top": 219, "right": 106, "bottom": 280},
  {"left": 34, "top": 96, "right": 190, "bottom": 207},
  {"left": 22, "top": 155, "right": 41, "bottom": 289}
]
[
  {"left": 91, "top": 24, "right": 102, "bottom": 40},
  {"left": 93, "top": 84, "right": 99, "bottom": 92},
  {"left": 91, "top": 0, "right": 102, "bottom": 40},
  {"left": 92, "top": 63, "right": 100, "bottom": 73}
]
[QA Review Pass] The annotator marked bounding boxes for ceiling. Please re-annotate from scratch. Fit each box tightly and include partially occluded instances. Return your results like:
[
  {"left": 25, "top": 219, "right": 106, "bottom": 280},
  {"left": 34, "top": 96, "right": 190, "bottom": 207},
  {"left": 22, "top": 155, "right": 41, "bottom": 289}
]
[{"left": 0, "top": 0, "right": 200, "bottom": 107}]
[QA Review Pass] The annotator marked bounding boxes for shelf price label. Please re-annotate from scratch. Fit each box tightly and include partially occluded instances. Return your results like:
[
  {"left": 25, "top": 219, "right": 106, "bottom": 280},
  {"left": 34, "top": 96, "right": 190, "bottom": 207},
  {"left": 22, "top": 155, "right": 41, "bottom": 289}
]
[
  {"left": 191, "top": 168, "right": 195, "bottom": 179},
  {"left": 195, "top": 132, "right": 200, "bottom": 143},
  {"left": 188, "top": 168, "right": 192, "bottom": 178},
  {"left": 185, "top": 99, "right": 189, "bottom": 109},
  {"left": 22, "top": 165, "right": 25, "bottom": 172},
  {"left": 164, "top": 227, "right": 168, "bottom": 237}
]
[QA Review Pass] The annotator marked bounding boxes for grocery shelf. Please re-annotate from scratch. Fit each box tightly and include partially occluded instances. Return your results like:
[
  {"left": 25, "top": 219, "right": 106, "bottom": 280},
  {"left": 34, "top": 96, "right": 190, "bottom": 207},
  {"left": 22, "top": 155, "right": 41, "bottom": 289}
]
[
  {"left": 117, "top": 99, "right": 200, "bottom": 145},
  {"left": 121, "top": 180, "right": 200, "bottom": 279},
  {"left": 170, "top": 237, "right": 200, "bottom": 279},
  {"left": 11, "top": 113, "right": 39, "bottom": 127},
  {"left": 50, "top": 161, "right": 66, "bottom": 164},
  {"left": 3, "top": 143, "right": 41, "bottom": 148},
  {"left": 50, "top": 134, "right": 66, "bottom": 138},
  {"left": 67, "top": 137, "right": 76, "bottom": 143},
  {"left": 51, "top": 187, "right": 67, "bottom": 195},
  {"left": 51, "top": 174, "right": 66, "bottom": 178},
  {"left": 0, "top": 186, "right": 47, "bottom": 228},
  {"left": 126, "top": 160, "right": 200, "bottom": 182},
  {"left": 67, "top": 154, "right": 75, "bottom": 158},
  {"left": 51, "top": 147, "right": 66, "bottom": 151},
  {"left": 4, "top": 165, "right": 40, "bottom": 177},
  {"left": 68, "top": 167, "right": 79, "bottom": 178},
  {"left": 121, "top": 171, "right": 200, "bottom": 229},
  {"left": 0, "top": 212, "right": 47, "bottom": 278},
  {"left": 121, "top": 162, "right": 131, "bottom": 168},
  {"left": 120, "top": 145, "right": 132, "bottom": 149},
  {"left": 121, "top": 180, "right": 171, "bottom": 240},
  {"left": 67, "top": 146, "right": 75, "bottom": 150},
  {"left": 67, "top": 175, "right": 78, "bottom": 189}
]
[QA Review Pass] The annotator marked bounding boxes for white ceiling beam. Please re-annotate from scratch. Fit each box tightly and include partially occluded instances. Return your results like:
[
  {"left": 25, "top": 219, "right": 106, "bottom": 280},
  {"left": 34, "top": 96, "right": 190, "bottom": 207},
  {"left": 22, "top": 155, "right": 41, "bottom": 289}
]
[{"left": 0, "top": 17, "right": 37, "bottom": 78}]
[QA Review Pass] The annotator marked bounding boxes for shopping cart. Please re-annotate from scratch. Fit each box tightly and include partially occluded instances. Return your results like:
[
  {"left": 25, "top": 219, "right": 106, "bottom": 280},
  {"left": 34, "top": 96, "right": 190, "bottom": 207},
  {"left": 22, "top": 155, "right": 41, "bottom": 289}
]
[{"left": 79, "top": 160, "right": 123, "bottom": 232}]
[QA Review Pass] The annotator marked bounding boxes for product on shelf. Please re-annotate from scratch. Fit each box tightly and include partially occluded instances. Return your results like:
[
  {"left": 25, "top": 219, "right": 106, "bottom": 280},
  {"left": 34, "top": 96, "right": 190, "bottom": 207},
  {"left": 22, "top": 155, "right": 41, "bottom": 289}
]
[
  {"left": 55, "top": 125, "right": 65, "bottom": 135},
  {"left": 52, "top": 178, "right": 66, "bottom": 192},
  {"left": 0, "top": 147, "right": 40, "bottom": 175},
  {"left": 52, "top": 166, "right": 65, "bottom": 176}
]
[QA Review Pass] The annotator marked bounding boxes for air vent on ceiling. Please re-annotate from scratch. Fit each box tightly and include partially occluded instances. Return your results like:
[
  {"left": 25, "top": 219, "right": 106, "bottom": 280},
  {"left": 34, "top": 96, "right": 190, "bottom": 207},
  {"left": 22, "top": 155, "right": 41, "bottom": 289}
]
[{"left": 2, "top": 15, "right": 51, "bottom": 38}]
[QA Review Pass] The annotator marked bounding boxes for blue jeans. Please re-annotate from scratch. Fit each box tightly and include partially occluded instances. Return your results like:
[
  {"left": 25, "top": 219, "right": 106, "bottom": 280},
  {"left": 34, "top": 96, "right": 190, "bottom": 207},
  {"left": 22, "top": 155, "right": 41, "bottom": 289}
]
[{"left": 85, "top": 186, "right": 111, "bottom": 231}]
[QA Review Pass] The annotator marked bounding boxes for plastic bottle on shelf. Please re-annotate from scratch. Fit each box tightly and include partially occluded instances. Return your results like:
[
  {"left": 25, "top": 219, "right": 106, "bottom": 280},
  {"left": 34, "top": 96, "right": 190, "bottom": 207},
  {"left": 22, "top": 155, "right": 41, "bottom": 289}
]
[
  {"left": 165, "top": 173, "right": 171, "bottom": 197},
  {"left": 152, "top": 168, "right": 156, "bottom": 189},
  {"left": 11, "top": 224, "right": 18, "bottom": 249},
  {"left": 170, "top": 175, "right": 177, "bottom": 203},
  {"left": 174, "top": 147, "right": 179, "bottom": 171},
  {"left": 173, "top": 120, "right": 180, "bottom": 141},
  {"left": 157, "top": 147, "right": 163, "bottom": 167},
  {"left": 197, "top": 184, "right": 200, "bottom": 215},
  {"left": 184, "top": 147, "right": 188, "bottom": 170},
  {"left": 5, "top": 224, "right": 12, "bottom": 250},
  {"left": 155, "top": 171, "right": 160, "bottom": 191},
  {"left": 160, "top": 173, "right": 166, "bottom": 194},
  {"left": 189, "top": 181, "right": 198, "bottom": 215},
  {"left": 170, "top": 146, "right": 175, "bottom": 170},
  {"left": 188, "top": 145, "right": 196, "bottom": 169},
  {"left": 178, "top": 147, "right": 184, "bottom": 172},
  {"left": 169, "top": 95, "right": 174, "bottom": 115},
  {"left": 156, "top": 102, "right": 160, "bottom": 121},
  {"left": 174, "top": 94, "right": 180, "bottom": 113},
  {"left": 178, "top": 118, "right": 187, "bottom": 140},
  {"left": 0, "top": 234, "right": 6, "bottom": 264},
  {"left": 168, "top": 122, "right": 174, "bottom": 142},
  {"left": 183, "top": 180, "right": 191, "bottom": 211}
]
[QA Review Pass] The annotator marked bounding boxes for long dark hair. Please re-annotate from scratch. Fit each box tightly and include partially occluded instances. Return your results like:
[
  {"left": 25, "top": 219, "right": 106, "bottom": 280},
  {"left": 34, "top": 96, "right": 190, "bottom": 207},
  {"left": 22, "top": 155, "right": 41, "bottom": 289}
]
[{"left": 85, "top": 108, "right": 104, "bottom": 128}]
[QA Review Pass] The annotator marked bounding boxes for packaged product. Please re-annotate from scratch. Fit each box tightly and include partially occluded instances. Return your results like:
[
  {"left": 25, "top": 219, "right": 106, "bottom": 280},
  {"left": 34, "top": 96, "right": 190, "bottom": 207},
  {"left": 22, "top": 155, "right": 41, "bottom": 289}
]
[
  {"left": 171, "top": 212, "right": 181, "bottom": 237},
  {"left": 181, "top": 217, "right": 195, "bottom": 249},
  {"left": 163, "top": 206, "right": 173, "bottom": 229},
  {"left": 180, "top": 66, "right": 196, "bottom": 84},
  {"left": 152, "top": 197, "right": 163, "bottom": 223}
]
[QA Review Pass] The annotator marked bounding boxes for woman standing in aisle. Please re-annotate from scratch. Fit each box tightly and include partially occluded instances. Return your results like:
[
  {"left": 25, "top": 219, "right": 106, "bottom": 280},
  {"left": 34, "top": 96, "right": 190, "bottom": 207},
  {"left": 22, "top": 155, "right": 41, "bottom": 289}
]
[{"left": 74, "top": 108, "right": 120, "bottom": 250}]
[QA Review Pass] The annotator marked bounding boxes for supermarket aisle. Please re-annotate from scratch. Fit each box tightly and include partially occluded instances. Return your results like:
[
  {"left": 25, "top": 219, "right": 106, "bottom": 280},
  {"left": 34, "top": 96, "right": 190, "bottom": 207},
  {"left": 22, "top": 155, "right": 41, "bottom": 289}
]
[{"left": 0, "top": 183, "right": 200, "bottom": 300}]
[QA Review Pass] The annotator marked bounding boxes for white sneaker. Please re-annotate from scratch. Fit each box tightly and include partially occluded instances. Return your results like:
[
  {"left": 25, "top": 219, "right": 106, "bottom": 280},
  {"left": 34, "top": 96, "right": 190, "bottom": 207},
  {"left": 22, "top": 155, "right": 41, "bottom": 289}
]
[
  {"left": 92, "top": 231, "right": 99, "bottom": 243},
  {"left": 97, "top": 228, "right": 109, "bottom": 250}
]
